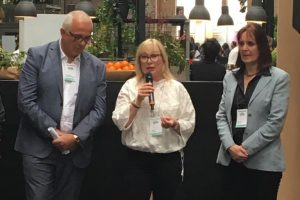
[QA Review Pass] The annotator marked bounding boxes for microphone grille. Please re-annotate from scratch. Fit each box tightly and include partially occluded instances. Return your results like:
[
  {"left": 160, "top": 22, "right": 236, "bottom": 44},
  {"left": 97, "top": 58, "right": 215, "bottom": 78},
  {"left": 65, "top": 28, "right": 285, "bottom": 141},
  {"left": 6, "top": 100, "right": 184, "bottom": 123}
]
[{"left": 145, "top": 72, "right": 153, "bottom": 83}]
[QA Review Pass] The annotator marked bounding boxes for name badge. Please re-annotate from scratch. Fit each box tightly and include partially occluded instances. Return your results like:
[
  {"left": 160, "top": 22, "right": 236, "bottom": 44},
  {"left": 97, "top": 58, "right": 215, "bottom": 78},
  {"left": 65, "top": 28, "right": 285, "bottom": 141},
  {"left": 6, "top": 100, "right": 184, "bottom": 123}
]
[
  {"left": 64, "top": 65, "right": 76, "bottom": 83},
  {"left": 149, "top": 116, "right": 163, "bottom": 137},
  {"left": 235, "top": 109, "right": 247, "bottom": 128}
]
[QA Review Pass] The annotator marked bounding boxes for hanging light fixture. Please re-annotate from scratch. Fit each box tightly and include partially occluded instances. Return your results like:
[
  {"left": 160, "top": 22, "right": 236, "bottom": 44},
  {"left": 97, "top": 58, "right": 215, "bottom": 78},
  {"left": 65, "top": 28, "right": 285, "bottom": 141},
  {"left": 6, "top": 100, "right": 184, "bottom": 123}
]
[
  {"left": 14, "top": 0, "right": 37, "bottom": 20},
  {"left": 75, "top": 0, "right": 96, "bottom": 19},
  {"left": 189, "top": 0, "right": 210, "bottom": 21},
  {"left": 217, "top": 0, "right": 234, "bottom": 26},
  {"left": 245, "top": 0, "right": 267, "bottom": 23}
]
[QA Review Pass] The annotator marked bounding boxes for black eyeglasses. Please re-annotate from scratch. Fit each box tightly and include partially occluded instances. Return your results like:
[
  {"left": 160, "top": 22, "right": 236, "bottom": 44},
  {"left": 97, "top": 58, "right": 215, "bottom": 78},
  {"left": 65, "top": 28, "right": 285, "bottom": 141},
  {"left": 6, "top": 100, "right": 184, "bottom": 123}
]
[
  {"left": 139, "top": 54, "right": 161, "bottom": 63},
  {"left": 68, "top": 31, "right": 92, "bottom": 43}
]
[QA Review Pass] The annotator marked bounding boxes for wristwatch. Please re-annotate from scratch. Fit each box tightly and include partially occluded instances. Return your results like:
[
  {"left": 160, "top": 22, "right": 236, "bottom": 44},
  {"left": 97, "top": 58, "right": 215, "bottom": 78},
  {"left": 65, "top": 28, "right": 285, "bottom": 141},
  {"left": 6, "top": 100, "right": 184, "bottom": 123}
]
[{"left": 73, "top": 134, "right": 80, "bottom": 144}]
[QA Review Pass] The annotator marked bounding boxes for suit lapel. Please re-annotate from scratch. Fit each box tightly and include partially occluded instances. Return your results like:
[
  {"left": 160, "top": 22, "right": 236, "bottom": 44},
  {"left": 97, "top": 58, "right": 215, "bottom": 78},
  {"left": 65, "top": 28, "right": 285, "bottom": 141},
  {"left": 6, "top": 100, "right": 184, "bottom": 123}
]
[
  {"left": 49, "top": 41, "right": 63, "bottom": 98},
  {"left": 249, "top": 75, "right": 272, "bottom": 105},
  {"left": 75, "top": 53, "right": 91, "bottom": 109}
]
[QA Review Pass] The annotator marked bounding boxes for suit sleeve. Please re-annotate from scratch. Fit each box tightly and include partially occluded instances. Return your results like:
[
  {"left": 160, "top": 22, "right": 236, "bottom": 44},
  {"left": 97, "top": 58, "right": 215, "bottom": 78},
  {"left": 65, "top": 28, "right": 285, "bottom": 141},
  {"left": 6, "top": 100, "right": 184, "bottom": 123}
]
[
  {"left": 242, "top": 72, "right": 290, "bottom": 156},
  {"left": 18, "top": 48, "right": 57, "bottom": 138}
]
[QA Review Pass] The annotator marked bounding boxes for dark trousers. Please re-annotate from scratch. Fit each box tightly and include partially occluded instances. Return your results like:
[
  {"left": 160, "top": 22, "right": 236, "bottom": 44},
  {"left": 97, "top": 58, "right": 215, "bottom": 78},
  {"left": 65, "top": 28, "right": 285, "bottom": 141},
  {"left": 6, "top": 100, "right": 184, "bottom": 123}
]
[
  {"left": 219, "top": 161, "right": 282, "bottom": 200},
  {"left": 22, "top": 151, "right": 85, "bottom": 200},
  {"left": 124, "top": 148, "right": 183, "bottom": 200}
]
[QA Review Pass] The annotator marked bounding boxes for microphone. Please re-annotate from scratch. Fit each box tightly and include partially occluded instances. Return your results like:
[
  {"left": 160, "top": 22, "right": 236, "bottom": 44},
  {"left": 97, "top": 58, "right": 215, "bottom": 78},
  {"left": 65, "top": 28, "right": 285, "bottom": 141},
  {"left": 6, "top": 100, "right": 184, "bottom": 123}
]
[{"left": 145, "top": 72, "right": 155, "bottom": 110}]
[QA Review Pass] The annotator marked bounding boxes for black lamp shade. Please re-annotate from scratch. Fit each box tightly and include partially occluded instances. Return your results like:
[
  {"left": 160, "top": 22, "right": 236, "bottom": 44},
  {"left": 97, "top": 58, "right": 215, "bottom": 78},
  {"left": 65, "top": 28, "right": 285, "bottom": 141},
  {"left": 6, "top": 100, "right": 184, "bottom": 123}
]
[
  {"left": 189, "top": 0, "right": 210, "bottom": 20},
  {"left": 75, "top": 1, "right": 96, "bottom": 19},
  {"left": 217, "top": 6, "right": 234, "bottom": 26},
  {"left": 245, "top": 0, "right": 267, "bottom": 23},
  {"left": 14, "top": 0, "right": 37, "bottom": 19}
]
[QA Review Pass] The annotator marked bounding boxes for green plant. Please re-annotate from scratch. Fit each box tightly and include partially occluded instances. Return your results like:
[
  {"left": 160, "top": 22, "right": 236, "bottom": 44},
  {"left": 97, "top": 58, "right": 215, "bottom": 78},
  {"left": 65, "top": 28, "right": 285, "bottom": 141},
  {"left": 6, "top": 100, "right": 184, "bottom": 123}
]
[
  {"left": 0, "top": 47, "right": 11, "bottom": 67},
  {"left": 87, "top": 0, "right": 136, "bottom": 59},
  {"left": 87, "top": 1, "right": 186, "bottom": 73},
  {"left": 0, "top": 47, "right": 26, "bottom": 69},
  {"left": 150, "top": 32, "right": 186, "bottom": 73}
]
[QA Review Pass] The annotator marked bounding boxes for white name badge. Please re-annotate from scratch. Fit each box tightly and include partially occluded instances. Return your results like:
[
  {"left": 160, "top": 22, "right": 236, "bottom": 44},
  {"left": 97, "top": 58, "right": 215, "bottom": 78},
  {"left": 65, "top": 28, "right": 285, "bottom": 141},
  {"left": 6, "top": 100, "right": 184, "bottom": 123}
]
[
  {"left": 235, "top": 109, "right": 248, "bottom": 128},
  {"left": 64, "top": 65, "right": 76, "bottom": 82},
  {"left": 149, "top": 116, "right": 163, "bottom": 136}
]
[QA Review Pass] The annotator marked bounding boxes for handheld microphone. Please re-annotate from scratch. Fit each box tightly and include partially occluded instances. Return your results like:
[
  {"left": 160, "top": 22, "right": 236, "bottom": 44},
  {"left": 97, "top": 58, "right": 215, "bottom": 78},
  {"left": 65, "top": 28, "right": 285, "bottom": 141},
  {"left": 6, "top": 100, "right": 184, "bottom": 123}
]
[{"left": 145, "top": 72, "right": 155, "bottom": 110}]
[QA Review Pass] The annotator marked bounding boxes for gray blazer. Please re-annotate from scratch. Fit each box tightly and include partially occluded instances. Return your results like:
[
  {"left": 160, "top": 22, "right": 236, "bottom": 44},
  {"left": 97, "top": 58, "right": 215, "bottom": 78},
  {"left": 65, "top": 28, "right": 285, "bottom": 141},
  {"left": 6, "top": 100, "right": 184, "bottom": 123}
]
[
  {"left": 15, "top": 41, "right": 106, "bottom": 168},
  {"left": 216, "top": 66, "right": 290, "bottom": 172}
]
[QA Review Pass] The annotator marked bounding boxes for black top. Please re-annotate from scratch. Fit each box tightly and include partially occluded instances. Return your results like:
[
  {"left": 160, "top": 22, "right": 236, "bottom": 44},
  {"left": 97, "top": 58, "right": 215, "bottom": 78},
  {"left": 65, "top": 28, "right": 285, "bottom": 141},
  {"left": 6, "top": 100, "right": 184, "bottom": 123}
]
[
  {"left": 231, "top": 67, "right": 271, "bottom": 144},
  {"left": 190, "top": 60, "right": 226, "bottom": 81}
]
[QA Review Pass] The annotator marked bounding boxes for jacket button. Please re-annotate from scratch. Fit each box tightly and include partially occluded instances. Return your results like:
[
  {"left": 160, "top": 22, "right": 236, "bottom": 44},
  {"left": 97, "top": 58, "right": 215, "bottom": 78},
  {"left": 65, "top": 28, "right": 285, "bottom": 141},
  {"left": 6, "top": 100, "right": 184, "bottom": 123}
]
[{"left": 248, "top": 113, "right": 252, "bottom": 117}]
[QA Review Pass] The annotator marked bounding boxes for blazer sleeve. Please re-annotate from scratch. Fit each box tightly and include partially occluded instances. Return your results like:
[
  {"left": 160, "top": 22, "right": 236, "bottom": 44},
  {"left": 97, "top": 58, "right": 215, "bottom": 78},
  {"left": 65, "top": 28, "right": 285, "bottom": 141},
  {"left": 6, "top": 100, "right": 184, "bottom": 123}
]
[
  {"left": 18, "top": 47, "right": 58, "bottom": 138},
  {"left": 216, "top": 74, "right": 235, "bottom": 150},
  {"left": 242, "top": 72, "right": 290, "bottom": 156}
]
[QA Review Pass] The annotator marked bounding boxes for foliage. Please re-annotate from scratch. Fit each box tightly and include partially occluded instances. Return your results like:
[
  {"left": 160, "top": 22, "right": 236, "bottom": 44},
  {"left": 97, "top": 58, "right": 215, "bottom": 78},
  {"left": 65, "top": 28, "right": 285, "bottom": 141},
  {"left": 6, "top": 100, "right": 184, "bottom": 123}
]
[
  {"left": 87, "top": 0, "right": 187, "bottom": 73},
  {"left": 86, "top": 0, "right": 136, "bottom": 60},
  {"left": 0, "top": 47, "right": 26, "bottom": 69},
  {"left": 150, "top": 32, "right": 186, "bottom": 73}
]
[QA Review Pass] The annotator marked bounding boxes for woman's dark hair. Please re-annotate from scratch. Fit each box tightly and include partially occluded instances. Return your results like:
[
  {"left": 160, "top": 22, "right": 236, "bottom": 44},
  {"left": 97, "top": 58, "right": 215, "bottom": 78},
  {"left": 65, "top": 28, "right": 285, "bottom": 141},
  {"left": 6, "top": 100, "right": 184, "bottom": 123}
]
[
  {"left": 236, "top": 23, "right": 272, "bottom": 70},
  {"left": 202, "top": 38, "right": 221, "bottom": 62}
]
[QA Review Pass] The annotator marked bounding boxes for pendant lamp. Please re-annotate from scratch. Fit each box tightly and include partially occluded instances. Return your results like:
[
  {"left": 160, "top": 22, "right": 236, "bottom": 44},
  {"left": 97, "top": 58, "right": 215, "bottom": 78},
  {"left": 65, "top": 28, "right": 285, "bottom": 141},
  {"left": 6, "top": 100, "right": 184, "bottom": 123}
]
[
  {"left": 75, "top": 0, "right": 96, "bottom": 19},
  {"left": 217, "top": 0, "right": 234, "bottom": 26},
  {"left": 189, "top": 0, "right": 210, "bottom": 21},
  {"left": 14, "top": 0, "right": 37, "bottom": 19},
  {"left": 245, "top": 0, "right": 267, "bottom": 23}
]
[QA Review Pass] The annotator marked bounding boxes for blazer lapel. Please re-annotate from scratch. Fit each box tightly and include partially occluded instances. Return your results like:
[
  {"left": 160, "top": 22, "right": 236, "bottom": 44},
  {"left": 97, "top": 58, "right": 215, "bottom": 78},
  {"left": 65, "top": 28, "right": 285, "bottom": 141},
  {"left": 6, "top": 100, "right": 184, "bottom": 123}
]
[
  {"left": 49, "top": 41, "right": 63, "bottom": 98},
  {"left": 75, "top": 53, "right": 91, "bottom": 109},
  {"left": 225, "top": 74, "right": 237, "bottom": 124},
  {"left": 249, "top": 75, "right": 272, "bottom": 105}
]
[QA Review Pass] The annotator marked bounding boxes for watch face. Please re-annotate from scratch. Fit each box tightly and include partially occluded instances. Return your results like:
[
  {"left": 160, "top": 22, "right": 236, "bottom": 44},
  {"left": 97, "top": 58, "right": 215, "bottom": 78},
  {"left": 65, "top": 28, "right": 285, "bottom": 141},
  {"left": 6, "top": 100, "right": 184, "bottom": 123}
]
[{"left": 74, "top": 135, "right": 80, "bottom": 143}]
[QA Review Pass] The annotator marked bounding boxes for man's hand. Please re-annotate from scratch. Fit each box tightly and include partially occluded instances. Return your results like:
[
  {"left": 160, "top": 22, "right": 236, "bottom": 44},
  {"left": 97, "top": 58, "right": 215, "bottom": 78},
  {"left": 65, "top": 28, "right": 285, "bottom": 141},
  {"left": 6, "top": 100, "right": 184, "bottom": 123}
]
[{"left": 52, "top": 129, "right": 78, "bottom": 152}]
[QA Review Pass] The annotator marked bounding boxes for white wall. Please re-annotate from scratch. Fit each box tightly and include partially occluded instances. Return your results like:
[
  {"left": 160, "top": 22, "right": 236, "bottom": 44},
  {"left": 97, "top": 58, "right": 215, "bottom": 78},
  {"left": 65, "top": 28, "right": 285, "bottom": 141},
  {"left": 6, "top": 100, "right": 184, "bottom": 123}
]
[{"left": 19, "top": 14, "right": 66, "bottom": 51}]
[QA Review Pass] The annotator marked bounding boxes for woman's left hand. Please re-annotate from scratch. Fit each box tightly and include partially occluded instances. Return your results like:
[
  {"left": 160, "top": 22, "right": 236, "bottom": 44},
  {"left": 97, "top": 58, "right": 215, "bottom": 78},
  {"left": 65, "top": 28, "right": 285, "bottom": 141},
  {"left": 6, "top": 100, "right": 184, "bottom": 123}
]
[{"left": 161, "top": 116, "right": 177, "bottom": 129}]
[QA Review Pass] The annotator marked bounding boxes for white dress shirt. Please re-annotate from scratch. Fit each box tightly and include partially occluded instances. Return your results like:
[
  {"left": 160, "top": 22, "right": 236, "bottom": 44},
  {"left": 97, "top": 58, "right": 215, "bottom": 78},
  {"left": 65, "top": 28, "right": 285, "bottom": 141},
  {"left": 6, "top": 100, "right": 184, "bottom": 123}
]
[
  {"left": 59, "top": 41, "right": 80, "bottom": 132},
  {"left": 112, "top": 78, "right": 195, "bottom": 153}
]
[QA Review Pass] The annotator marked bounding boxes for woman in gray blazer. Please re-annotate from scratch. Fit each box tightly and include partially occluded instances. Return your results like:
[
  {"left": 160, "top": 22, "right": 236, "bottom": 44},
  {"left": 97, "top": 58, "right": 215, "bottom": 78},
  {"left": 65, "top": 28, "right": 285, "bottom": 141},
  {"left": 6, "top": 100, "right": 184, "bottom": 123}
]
[{"left": 216, "top": 23, "right": 290, "bottom": 200}]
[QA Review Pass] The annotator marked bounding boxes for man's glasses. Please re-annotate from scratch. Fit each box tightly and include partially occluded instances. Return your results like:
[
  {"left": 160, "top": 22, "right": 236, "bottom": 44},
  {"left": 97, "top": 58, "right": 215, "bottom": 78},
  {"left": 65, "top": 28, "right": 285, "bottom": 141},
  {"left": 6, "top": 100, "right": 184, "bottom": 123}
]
[
  {"left": 139, "top": 54, "right": 161, "bottom": 63},
  {"left": 68, "top": 31, "right": 92, "bottom": 43}
]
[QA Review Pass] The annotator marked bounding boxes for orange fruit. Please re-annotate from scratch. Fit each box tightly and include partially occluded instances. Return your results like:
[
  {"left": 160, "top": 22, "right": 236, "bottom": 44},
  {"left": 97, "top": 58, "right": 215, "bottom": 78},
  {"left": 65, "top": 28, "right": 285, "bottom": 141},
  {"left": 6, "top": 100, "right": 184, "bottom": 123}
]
[
  {"left": 121, "top": 60, "right": 129, "bottom": 66},
  {"left": 114, "top": 62, "right": 122, "bottom": 70},
  {"left": 128, "top": 64, "right": 135, "bottom": 70}
]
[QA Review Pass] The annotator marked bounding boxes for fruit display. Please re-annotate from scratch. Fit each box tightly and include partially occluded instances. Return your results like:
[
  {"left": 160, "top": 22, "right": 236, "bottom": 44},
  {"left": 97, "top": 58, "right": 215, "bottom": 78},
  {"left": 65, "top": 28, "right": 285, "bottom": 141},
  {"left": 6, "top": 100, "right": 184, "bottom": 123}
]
[
  {"left": 106, "top": 60, "right": 135, "bottom": 71},
  {"left": 105, "top": 60, "right": 136, "bottom": 81}
]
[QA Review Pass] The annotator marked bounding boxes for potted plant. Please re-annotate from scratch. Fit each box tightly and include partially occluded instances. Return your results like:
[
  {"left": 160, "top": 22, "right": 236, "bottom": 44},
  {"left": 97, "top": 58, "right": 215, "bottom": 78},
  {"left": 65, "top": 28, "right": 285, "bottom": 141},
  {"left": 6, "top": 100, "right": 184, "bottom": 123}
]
[{"left": 0, "top": 47, "right": 26, "bottom": 79}]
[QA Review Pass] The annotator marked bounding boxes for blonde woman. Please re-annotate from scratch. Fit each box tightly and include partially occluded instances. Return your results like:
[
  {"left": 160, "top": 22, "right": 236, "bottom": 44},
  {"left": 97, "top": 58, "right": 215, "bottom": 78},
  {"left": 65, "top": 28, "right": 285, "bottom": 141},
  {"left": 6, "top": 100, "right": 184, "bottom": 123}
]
[{"left": 112, "top": 38, "right": 195, "bottom": 200}]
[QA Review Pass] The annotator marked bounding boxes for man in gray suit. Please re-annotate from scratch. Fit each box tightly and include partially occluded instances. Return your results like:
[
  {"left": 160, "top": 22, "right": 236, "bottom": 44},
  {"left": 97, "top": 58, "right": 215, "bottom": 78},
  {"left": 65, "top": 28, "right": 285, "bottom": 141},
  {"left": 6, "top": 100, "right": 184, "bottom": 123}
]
[{"left": 15, "top": 11, "right": 106, "bottom": 200}]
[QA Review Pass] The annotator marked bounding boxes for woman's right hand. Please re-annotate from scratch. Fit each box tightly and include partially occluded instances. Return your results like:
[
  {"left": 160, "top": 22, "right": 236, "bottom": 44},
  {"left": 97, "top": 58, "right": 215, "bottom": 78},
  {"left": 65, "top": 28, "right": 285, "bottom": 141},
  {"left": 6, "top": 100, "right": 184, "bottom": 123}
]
[
  {"left": 136, "top": 82, "right": 154, "bottom": 105},
  {"left": 228, "top": 144, "right": 248, "bottom": 163}
]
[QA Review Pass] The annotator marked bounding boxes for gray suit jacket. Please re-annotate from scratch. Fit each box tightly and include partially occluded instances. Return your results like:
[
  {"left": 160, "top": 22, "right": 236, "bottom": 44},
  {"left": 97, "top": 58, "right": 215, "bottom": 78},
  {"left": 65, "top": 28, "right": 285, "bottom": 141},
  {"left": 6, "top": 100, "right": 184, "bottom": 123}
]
[
  {"left": 15, "top": 41, "right": 106, "bottom": 168},
  {"left": 216, "top": 66, "right": 290, "bottom": 172}
]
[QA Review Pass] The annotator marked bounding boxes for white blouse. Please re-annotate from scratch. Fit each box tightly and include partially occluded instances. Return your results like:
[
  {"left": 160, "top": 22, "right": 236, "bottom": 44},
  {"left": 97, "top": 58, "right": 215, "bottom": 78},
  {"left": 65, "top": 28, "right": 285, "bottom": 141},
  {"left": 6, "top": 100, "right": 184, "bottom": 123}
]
[{"left": 112, "top": 78, "right": 196, "bottom": 153}]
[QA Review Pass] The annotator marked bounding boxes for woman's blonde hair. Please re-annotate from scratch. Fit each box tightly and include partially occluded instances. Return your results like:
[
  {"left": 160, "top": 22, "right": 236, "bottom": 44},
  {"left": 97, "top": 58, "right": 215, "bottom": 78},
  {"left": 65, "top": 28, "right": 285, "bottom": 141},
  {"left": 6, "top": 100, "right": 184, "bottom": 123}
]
[{"left": 135, "top": 38, "right": 174, "bottom": 80}]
